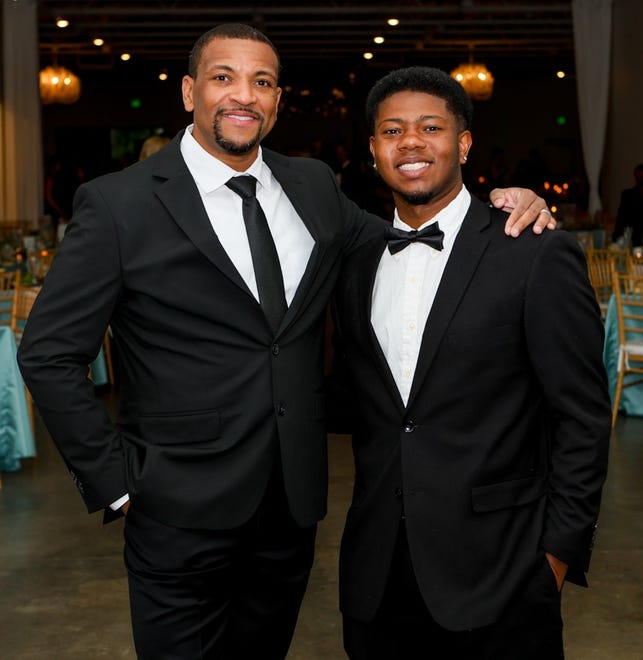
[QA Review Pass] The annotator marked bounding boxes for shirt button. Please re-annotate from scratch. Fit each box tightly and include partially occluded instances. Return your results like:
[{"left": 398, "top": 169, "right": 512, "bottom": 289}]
[
  {"left": 278, "top": 403, "right": 286, "bottom": 417},
  {"left": 271, "top": 344, "right": 280, "bottom": 356},
  {"left": 409, "top": 322, "right": 416, "bottom": 330}
]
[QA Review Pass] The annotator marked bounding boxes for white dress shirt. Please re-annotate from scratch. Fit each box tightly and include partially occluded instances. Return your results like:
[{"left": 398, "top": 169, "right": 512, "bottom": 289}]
[
  {"left": 110, "top": 127, "right": 314, "bottom": 512},
  {"left": 371, "top": 186, "right": 471, "bottom": 406},
  {"left": 180, "top": 125, "right": 314, "bottom": 305}
]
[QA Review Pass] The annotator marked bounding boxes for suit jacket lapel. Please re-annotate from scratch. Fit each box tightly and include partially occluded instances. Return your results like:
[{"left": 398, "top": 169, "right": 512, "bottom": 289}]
[
  {"left": 152, "top": 134, "right": 254, "bottom": 300},
  {"left": 406, "top": 198, "right": 492, "bottom": 409},
  {"left": 263, "top": 149, "right": 329, "bottom": 333},
  {"left": 151, "top": 139, "right": 330, "bottom": 337},
  {"left": 357, "top": 239, "right": 407, "bottom": 413}
]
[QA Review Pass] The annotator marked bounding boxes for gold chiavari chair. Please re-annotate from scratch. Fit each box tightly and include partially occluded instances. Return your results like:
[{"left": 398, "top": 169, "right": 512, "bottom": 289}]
[
  {"left": 586, "top": 249, "right": 620, "bottom": 319},
  {"left": 10, "top": 277, "right": 40, "bottom": 346},
  {"left": 575, "top": 231, "right": 595, "bottom": 254},
  {"left": 627, "top": 250, "right": 643, "bottom": 279},
  {"left": 610, "top": 262, "right": 643, "bottom": 427},
  {"left": 10, "top": 275, "right": 41, "bottom": 434},
  {"left": 612, "top": 248, "right": 628, "bottom": 271},
  {"left": 0, "top": 269, "right": 14, "bottom": 325}
]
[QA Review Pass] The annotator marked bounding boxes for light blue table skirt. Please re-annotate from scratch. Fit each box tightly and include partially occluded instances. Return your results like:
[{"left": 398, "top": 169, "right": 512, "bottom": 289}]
[
  {"left": 90, "top": 347, "right": 109, "bottom": 386},
  {"left": 603, "top": 295, "right": 643, "bottom": 416},
  {"left": 0, "top": 326, "right": 36, "bottom": 471},
  {"left": 0, "top": 308, "right": 108, "bottom": 386},
  {"left": 0, "top": 323, "right": 108, "bottom": 471}
]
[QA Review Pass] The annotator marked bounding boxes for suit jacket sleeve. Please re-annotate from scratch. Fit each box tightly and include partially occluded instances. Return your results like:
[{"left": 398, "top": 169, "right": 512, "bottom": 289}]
[
  {"left": 18, "top": 180, "right": 126, "bottom": 513},
  {"left": 524, "top": 231, "right": 611, "bottom": 582}
]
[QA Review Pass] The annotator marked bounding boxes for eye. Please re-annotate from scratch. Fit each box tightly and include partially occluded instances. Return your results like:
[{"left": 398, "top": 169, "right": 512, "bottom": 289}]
[
  {"left": 382, "top": 128, "right": 401, "bottom": 135},
  {"left": 424, "top": 125, "right": 441, "bottom": 132},
  {"left": 213, "top": 74, "right": 229, "bottom": 82},
  {"left": 256, "top": 79, "right": 273, "bottom": 88}
]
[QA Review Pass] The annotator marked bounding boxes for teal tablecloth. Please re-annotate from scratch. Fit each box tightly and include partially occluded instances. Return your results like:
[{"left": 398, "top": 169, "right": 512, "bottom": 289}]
[
  {"left": 91, "top": 346, "right": 109, "bottom": 386},
  {"left": 0, "top": 320, "right": 108, "bottom": 472},
  {"left": 0, "top": 302, "right": 12, "bottom": 324},
  {"left": 0, "top": 326, "right": 36, "bottom": 471},
  {"left": 0, "top": 308, "right": 108, "bottom": 387},
  {"left": 603, "top": 295, "right": 643, "bottom": 416}
]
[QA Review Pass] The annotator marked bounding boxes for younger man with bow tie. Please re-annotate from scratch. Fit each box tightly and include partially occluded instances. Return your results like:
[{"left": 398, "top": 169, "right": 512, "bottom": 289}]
[{"left": 332, "top": 66, "right": 611, "bottom": 659}]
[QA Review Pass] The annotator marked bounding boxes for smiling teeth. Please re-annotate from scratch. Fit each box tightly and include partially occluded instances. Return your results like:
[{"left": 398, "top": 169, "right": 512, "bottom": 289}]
[{"left": 398, "top": 162, "right": 428, "bottom": 171}]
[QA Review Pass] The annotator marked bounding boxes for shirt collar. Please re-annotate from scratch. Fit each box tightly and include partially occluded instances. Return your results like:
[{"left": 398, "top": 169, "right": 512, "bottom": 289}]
[
  {"left": 393, "top": 185, "right": 471, "bottom": 236},
  {"left": 180, "top": 124, "right": 273, "bottom": 194}
]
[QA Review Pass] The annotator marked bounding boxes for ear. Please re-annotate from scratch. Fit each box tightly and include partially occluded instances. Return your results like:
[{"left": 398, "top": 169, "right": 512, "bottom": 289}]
[
  {"left": 182, "top": 75, "right": 195, "bottom": 112},
  {"left": 458, "top": 130, "right": 472, "bottom": 165},
  {"left": 274, "top": 86, "right": 282, "bottom": 116},
  {"left": 369, "top": 135, "right": 375, "bottom": 159}
]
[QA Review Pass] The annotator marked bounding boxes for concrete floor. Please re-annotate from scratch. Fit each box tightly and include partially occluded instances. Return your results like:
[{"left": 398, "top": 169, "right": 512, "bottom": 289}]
[{"left": 1, "top": 391, "right": 642, "bottom": 659}]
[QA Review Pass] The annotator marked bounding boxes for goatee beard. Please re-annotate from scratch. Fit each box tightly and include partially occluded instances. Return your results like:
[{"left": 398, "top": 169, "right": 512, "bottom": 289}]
[
  {"left": 213, "top": 109, "right": 263, "bottom": 155},
  {"left": 398, "top": 190, "right": 435, "bottom": 206}
]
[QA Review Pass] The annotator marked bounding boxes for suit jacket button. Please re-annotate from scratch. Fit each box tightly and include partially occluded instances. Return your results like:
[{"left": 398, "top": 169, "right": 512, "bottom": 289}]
[
  {"left": 277, "top": 403, "right": 286, "bottom": 416},
  {"left": 394, "top": 488, "right": 403, "bottom": 498},
  {"left": 271, "top": 344, "right": 279, "bottom": 356},
  {"left": 403, "top": 421, "right": 416, "bottom": 433}
]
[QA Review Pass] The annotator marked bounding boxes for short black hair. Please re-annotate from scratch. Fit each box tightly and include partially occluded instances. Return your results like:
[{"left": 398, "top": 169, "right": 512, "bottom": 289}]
[
  {"left": 188, "top": 23, "right": 281, "bottom": 79},
  {"left": 365, "top": 66, "right": 473, "bottom": 134}
]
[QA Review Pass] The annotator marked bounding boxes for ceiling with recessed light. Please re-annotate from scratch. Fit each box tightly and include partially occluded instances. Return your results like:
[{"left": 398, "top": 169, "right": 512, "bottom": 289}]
[{"left": 37, "top": 1, "right": 575, "bottom": 85}]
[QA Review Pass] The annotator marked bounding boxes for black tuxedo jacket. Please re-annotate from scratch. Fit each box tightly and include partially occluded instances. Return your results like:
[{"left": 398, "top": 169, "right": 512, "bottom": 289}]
[
  {"left": 18, "top": 132, "right": 379, "bottom": 530},
  {"left": 332, "top": 196, "right": 611, "bottom": 631}
]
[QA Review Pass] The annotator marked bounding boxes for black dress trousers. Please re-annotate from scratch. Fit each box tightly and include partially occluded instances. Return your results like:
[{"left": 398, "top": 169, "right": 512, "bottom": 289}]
[{"left": 124, "top": 460, "right": 317, "bottom": 660}]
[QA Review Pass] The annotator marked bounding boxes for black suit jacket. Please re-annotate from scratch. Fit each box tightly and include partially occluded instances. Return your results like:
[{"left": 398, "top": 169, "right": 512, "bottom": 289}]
[
  {"left": 611, "top": 185, "right": 643, "bottom": 246},
  {"left": 332, "top": 196, "right": 611, "bottom": 631},
  {"left": 18, "top": 132, "right": 379, "bottom": 530}
]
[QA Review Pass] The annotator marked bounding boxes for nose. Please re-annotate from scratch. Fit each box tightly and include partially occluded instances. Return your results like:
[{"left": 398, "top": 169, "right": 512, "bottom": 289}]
[
  {"left": 398, "top": 129, "right": 425, "bottom": 150},
  {"left": 230, "top": 78, "right": 257, "bottom": 106}
]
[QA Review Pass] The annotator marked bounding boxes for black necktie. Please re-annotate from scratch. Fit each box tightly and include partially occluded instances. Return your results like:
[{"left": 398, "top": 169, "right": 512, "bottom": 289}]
[
  {"left": 384, "top": 222, "right": 445, "bottom": 255},
  {"left": 226, "top": 175, "right": 287, "bottom": 333}
]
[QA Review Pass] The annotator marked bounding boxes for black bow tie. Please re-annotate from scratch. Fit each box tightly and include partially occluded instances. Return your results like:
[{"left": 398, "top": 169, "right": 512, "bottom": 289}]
[{"left": 384, "top": 222, "right": 444, "bottom": 254}]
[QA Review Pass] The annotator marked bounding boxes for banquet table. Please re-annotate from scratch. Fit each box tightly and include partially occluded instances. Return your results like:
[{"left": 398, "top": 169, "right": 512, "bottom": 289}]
[
  {"left": 0, "top": 322, "right": 109, "bottom": 473},
  {"left": 0, "top": 326, "right": 36, "bottom": 472},
  {"left": 603, "top": 294, "right": 643, "bottom": 417}
]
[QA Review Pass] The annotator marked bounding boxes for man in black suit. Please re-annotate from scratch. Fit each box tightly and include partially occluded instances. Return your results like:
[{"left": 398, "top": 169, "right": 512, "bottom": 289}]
[
  {"left": 18, "top": 24, "right": 552, "bottom": 660},
  {"left": 333, "top": 67, "right": 611, "bottom": 659},
  {"left": 611, "top": 163, "right": 643, "bottom": 247}
]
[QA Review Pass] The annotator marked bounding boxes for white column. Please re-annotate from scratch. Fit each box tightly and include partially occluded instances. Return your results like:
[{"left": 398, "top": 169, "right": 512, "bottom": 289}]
[
  {"left": 572, "top": 0, "right": 614, "bottom": 217},
  {"left": 1, "top": 0, "right": 43, "bottom": 228}
]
